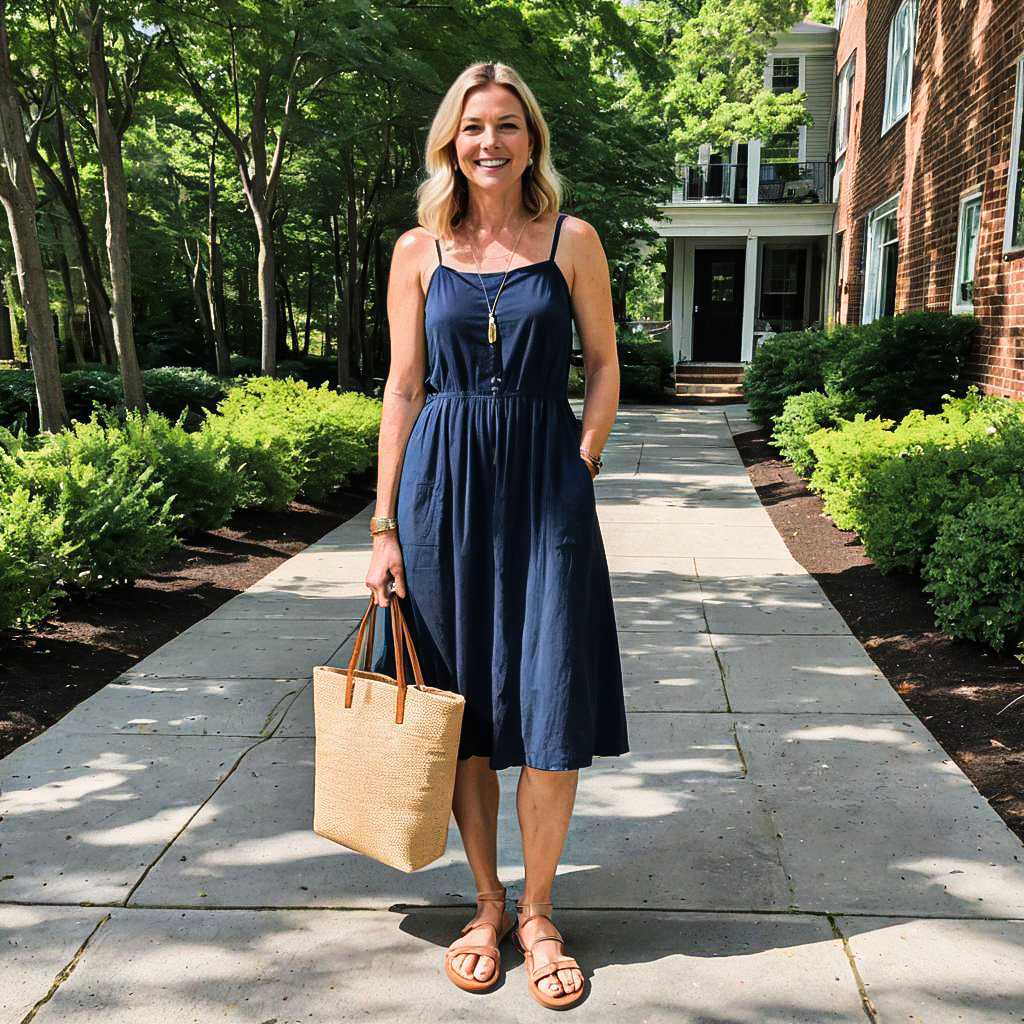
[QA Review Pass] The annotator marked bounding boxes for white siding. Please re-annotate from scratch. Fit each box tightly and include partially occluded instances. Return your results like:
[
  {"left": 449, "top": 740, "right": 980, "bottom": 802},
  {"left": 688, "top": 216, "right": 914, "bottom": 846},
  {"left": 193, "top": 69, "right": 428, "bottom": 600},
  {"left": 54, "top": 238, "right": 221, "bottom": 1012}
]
[{"left": 803, "top": 52, "right": 835, "bottom": 161}]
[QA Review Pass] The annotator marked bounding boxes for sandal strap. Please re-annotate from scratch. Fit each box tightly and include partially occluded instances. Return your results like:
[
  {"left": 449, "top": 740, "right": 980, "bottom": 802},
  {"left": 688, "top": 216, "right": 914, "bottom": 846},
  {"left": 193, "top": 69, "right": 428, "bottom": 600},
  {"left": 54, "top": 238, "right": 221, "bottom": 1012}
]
[
  {"left": 515, "top": 899, "right": 554, "bottom": 929},
  {"left": 475, "top": 887, "right": 507, "bottom": 904},
  {"left": 447, "top": 944, "right": 501, "bottom": 960},
  {"left": 530, "top": 956, "right": 580, "bottom": 984}
]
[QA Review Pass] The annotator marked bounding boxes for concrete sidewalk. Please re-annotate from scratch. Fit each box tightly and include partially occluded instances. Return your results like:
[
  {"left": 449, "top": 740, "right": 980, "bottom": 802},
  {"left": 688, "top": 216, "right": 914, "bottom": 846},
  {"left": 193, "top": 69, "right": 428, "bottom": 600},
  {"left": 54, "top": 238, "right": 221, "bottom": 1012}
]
[{"left": 3, "top": 402, "right": 1024, "bottom": 1023}]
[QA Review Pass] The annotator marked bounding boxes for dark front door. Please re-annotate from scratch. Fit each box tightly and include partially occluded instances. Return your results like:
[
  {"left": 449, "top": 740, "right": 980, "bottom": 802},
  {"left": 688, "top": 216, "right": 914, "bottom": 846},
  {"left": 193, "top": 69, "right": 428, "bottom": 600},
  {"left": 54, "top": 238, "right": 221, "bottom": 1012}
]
[{"left": 693, "top": 249, "right": 744, "bottom": 361}]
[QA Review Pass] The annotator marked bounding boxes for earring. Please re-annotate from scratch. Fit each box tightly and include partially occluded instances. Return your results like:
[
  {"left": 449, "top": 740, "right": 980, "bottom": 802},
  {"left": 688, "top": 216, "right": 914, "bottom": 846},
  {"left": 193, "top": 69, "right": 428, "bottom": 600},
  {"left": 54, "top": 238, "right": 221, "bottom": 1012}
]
[{"left": 528, "top": 155, "right": 534, "bottom": 165}]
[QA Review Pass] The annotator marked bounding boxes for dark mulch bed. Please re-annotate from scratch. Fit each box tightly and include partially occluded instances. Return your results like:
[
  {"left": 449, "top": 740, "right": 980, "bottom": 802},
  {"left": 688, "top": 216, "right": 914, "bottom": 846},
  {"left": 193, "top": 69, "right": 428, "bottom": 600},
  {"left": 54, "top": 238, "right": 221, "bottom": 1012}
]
[
  {"left": 733, "top": 426, "right": 1024, "bottom": 844},
  {"left": 0, "top": 468, "right": 377, "bottom": 760}
]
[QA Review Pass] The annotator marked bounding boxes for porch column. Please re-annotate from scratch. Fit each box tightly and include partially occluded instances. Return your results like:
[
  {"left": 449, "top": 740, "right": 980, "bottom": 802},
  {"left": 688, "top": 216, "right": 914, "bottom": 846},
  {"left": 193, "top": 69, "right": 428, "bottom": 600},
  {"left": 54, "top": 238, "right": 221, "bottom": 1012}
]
[
  {"left": 671, "top": 237, "right": 685, "bottom": 362},
  {"left": 741, "top": 234, "right": 758, "bottom": 363},
  {"left": 747, "top": 139, "right": 761, "bottom": 206}
]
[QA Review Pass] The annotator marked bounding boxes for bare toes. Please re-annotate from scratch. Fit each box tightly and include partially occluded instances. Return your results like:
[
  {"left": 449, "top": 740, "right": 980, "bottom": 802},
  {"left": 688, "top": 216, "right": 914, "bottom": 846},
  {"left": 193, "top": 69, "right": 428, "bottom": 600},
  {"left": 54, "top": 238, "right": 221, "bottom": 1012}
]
[
  {"left": 475, "top": 956, "right": 494, "bottom": 979},
  {"left": 557, "top": 967, "right": 576, "bottom": 991}
]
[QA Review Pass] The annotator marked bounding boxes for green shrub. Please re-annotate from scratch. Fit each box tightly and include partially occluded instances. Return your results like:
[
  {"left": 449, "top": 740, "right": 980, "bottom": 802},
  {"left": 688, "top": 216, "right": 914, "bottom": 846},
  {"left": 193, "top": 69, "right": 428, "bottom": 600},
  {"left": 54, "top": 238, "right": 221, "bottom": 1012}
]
[
  {"left": 141, "top": 367, "right": 229, "bottom": 420},
  {"left": 834, "top": 311, "right": 977, "bottom": 420},
  {"left": 743, "top": 328, "right": 847, "bottom": 427},
  {"left": 616, "top": 325, "right": 673, "bottom": 399},
  {"left": 771, "top": 390, "right": 857, "bottom": 476},
  {"left": 620, "top": 364, "right": 664, "bottom": 399},
  {"left": 61, "top": 369, "right": 123, "bottom": 423},
  {"left": 14, "top": 417, "right": 177, "bottom": 589},
  {"left": 202, "top": 376, "right": 381, "bottom": 510},
  {"left": 0, "top": 479, "right": 77, "bottom": 631},
  {"left": 807, "top": 389, "right": 1024, "bottom": 567},
  {"left": 922, "top": 482, "right": 1024, "bottom": 650},
  {"left": 110, "top": 409, "right": 238, "bottom": 534},
  {"left": 0, "top": 369, "right": 37, "bottom": 430},
  {"left": 229, "top": 354, "right": 262, "bottom": 376}
]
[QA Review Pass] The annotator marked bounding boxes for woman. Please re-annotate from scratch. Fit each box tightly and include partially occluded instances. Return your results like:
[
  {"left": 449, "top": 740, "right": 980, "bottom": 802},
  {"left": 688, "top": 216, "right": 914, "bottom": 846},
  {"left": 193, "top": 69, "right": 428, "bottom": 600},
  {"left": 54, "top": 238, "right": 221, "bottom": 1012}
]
[{"left": 365, "top": 61, "right": 628, "bottom": 1009}]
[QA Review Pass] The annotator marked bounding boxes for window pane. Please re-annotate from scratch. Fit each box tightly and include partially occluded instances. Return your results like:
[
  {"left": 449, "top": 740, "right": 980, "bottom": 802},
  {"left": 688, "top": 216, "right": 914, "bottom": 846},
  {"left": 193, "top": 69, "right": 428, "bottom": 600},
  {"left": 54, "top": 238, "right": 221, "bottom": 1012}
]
[
  {"left": 879, "top": 213, "right": 899, "bottom": 316},
  {"left": 1013, "top": 91, "right": 1024, "bottom": 248},
  {"left": 772, "top": 58, "right": 799, "bottom": 93},
  {"left": 710, "top": 264, "right": 735, "bottom": 303},
  {"left": 957, "top": 198, "right": 981, "bottom": 304}
]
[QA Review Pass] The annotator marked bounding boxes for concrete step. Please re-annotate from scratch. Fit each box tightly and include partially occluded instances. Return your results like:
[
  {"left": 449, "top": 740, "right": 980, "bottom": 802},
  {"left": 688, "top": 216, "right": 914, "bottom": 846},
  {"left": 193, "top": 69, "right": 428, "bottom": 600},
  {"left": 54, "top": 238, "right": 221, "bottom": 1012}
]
[
  {"left": 676, "top": 382, "right": 744, "bottom": 397},
  {"left": 675, "top": 363, "right": 745, "bottom": 385}
]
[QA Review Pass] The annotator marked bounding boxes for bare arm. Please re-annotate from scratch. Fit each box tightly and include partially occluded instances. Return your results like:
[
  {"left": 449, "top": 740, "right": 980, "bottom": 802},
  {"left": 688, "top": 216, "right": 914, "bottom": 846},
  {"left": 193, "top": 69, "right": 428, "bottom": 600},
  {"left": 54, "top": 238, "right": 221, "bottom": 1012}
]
[
  {"left": 562, "top": 217, "right": 619, "bottom": 471},
  {"left": 365, "top": 229, "right": 430, "bottom": 606}
]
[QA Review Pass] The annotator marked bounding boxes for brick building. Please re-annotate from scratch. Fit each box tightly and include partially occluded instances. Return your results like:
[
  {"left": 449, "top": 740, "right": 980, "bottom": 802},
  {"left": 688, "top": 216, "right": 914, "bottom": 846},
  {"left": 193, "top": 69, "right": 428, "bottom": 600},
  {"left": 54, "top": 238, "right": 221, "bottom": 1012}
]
[{"left": 831, "top": 0, "right": 1024, "bottom": 396}]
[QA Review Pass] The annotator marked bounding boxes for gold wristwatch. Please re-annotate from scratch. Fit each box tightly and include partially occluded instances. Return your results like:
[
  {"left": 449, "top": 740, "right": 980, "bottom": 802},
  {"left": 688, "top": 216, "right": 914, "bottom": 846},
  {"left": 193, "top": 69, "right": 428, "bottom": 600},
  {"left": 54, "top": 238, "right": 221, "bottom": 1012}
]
[{"left": 369, "top": 516, "right": 398, "bottom": 535}]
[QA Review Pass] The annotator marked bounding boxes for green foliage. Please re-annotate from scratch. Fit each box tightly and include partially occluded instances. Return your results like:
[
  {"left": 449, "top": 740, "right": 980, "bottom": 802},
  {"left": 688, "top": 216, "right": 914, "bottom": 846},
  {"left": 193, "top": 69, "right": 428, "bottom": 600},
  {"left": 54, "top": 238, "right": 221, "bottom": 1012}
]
[
  {"left": 12, "top": 419, "right": 178, "bottom": 590},
  {"left": 620, "top": 364, "right": 664, "bottom": 399},
  {"left": 833, "top": 312, "right": 978, "bottom": 420},
  {"left": 0, "top": 479, "right": 76, "bottom": 632},
  {"left": 743, "top": 328, "right": 841, "bottom": 427},
  {"left": 202, "top": 377, "right": 381, "bottom": 510},
  {"left": 108, "top": 410, "right": 239, "bottom": 534},
  {"left": 567, "top": 363, "right": 585, "bottom": 397},
  {"left": 141, "top": 367, "right": 230, "bottom": 419},
  {"left": 771, "top": 389, "right": 855, "bottom": 476},
  {"left": 922, "top": 483, "right": 1024, "bottom": 651},
  {"left": 806, "top": 391, "right": 1024, "bottom": 571},
  {"left": 615, "top": 325, "right": 673, "bottom": 399}
]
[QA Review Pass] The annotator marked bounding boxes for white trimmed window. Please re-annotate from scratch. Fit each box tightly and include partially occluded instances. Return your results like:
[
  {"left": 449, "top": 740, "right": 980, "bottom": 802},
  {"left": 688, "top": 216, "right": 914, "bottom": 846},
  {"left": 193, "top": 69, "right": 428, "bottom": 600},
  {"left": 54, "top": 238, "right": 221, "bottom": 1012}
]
[
  {"left": 882, "top": 0, "right": 917, "bottom": 135},
  {"left": 952, "top": 192, "right": 982, "bottom": 313},
  {"left": 764, "top": 56, "right": 804, "bottom": 164},
  {"left": 1004, "top": 56, "right": 1024, "bottom": 256},
  {"left": 836, "top": 54, "right": 855, "bottom": 157},
  {"left": 862, "top": 195, "right": 901, "bottom": 323},
  {"left": 834, "top": 0, "right": 848, "bottom": 29}
]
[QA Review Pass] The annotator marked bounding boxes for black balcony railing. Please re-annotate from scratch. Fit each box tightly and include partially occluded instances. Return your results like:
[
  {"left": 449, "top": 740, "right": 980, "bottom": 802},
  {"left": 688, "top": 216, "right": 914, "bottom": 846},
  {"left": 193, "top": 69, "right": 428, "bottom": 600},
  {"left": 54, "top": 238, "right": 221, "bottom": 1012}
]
[{"left": 671, "top": 160, "right": 831, "bottom": 205}]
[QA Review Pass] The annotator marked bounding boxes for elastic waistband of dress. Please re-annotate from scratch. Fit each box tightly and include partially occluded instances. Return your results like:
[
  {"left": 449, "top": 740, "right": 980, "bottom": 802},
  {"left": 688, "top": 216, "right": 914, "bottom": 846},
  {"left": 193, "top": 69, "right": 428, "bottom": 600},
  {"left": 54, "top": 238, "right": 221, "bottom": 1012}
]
[{"left": 425, "top": 390, "right": 565, "bottom": 401}]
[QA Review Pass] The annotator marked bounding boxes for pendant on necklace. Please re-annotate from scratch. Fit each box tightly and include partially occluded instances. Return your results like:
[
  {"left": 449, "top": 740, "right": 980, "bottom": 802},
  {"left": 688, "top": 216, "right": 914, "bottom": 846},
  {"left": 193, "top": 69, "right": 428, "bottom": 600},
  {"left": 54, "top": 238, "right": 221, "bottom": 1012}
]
[{"left": 488, "top": 314, "right": 497, "bottom": 345}]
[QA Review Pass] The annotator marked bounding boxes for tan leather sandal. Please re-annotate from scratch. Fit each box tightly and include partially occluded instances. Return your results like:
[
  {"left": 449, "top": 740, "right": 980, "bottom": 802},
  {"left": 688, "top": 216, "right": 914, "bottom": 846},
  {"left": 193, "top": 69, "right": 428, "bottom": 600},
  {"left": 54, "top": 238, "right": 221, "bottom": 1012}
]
[
  {"left": 444, "top": 886, "right": 516, "bottom": 993},
  {"left": 513, "top": 900, "right": 585, "bottom": 1009}
]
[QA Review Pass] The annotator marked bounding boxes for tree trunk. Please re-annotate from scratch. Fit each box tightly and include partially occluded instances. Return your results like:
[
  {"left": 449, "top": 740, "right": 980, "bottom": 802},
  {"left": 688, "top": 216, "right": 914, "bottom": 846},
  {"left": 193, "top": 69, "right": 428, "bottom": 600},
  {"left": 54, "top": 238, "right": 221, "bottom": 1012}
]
[
  {"left": 343, "top": 150, "right": 363, "bottom": 389},
  {"left": 253, "top": 207, "right": 277, "bottom": 374},
  {"left": 29, "top": 93, "right": 118, "bottom": 363},
  {"left": 0, "top": 300, "right": 13, "bottom": 360},
  {"left": 0, "top": 1, "right": 67, "bottom": 431},
  {"left": 183, "top": 238, "right": 215, "bottom": 362},
  {"left": 330, "top": 210, "right": 350, "bottom": 390},
  {"left": 302, "top": 228, "right": 313, "bottom": 357},
  {"left": 50, "top": 213, "right": 85, "bottom": 366},
  {"left": 205, "top": 129, "right": 230, "bottom": 377},
  {"left": 278, "top": 259, "right": 299, "bottom": 358},
  {"left": 85, "top": 5, "right": 146, "bottom": 413}
]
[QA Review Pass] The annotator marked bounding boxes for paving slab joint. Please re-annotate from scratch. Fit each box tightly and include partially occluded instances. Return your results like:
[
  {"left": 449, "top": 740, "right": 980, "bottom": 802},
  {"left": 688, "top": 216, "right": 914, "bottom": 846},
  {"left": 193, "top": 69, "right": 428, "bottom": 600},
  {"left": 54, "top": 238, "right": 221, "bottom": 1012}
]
[
  {"left": 124, "top": 735, "right": 275, "bottom": 906},
  {"left": 260, "top": 684, "right": 306, "bottom": 735},
  {"left": 828, "top": 914, "right": 880, "bottom": 1023},
  {"left": 19, "top": 912, "right": 111, "bottom": 1024}
]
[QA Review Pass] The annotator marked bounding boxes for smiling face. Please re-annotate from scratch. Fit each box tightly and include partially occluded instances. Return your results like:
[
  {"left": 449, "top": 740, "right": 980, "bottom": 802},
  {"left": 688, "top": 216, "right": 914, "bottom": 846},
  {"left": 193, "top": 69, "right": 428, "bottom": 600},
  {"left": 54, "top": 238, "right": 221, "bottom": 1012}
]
[{"left": 453, "top": 83, "right": 533, "bottom": 194}]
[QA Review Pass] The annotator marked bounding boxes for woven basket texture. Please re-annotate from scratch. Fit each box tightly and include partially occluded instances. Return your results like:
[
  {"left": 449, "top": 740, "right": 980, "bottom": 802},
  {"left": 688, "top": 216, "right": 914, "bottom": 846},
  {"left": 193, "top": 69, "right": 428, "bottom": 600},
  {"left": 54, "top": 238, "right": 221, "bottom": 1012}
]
[{"left": 312, "top": 598, "right": 465, "bottom": 872}]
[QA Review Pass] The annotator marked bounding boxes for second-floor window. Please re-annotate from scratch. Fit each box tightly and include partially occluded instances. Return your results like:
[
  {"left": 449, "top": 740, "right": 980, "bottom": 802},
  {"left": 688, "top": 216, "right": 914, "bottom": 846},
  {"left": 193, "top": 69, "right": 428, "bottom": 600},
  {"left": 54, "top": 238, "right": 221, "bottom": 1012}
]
[
  {"left": 766, "top": 57, "right": 802, "bottom": 165},
  {"left": 836, "top": 54, "right": 856, "bottom": 157},
  {"left": 1004, "top": 56, "right": 1024, "bottom": 256},
  {"left": 883, "top": 0, "right": 917, "bottom": 134}
]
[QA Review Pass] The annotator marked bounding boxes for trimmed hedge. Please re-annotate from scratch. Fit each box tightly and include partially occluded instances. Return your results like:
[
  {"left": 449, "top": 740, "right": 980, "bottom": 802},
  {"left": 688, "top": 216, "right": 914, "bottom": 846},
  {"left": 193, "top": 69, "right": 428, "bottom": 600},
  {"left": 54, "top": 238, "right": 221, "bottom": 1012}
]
[
  {"left": 744, "top": 312, "right": 978, "bottom": 428},
  {"left": 923, "top": 483, "right": 1024, "bottom": 651},
  {"left": 0, "top": 377, "right": 382, "bottom": 633},
  {"left": 201, "top": 376, "right": 381, "bottom": 511}
]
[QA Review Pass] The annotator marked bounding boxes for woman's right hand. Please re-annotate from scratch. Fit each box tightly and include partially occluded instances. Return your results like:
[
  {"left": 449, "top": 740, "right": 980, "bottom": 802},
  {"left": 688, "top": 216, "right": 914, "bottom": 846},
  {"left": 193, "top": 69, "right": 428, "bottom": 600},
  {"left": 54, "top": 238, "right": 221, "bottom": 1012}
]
[{"left": 366, "top": 533, "right": 407, "bottom": 607}]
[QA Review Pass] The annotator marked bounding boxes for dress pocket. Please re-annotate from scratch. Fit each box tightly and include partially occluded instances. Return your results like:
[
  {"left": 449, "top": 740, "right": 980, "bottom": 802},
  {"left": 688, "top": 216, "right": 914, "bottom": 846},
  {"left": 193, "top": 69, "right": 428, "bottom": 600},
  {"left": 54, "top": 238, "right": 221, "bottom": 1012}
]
[{"left": 401, "top": 541, "right": 440, "bottom": 570}]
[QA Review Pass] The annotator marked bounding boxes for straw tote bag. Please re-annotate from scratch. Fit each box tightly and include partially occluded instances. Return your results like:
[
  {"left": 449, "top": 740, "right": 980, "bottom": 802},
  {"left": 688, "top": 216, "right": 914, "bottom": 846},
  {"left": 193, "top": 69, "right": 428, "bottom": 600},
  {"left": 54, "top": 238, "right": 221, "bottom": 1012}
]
[{"left": 312, "top": 594, "right": 466, "bottom": 872}]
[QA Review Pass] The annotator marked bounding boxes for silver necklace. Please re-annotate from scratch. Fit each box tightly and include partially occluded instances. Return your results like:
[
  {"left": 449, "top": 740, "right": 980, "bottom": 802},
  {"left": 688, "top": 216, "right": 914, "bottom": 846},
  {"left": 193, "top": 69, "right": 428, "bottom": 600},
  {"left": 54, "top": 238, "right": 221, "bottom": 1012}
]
[{"left": 466, "top": 214, "right": 536, "bottom": 345}]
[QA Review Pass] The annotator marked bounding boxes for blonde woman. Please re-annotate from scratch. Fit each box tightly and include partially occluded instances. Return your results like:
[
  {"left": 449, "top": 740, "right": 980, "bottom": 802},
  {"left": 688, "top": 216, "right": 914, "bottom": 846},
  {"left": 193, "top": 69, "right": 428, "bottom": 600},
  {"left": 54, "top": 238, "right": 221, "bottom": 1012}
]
[{"left": 365, "top": 61, "right": 628, "bottom": 1010}]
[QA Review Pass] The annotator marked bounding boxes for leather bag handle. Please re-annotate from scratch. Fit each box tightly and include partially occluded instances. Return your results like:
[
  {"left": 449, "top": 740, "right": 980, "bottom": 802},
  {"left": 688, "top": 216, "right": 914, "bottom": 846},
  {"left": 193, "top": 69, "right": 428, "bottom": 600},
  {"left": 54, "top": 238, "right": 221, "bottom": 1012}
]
[{"left": 345, "top": 595, "right": 428, "bottom": 724}]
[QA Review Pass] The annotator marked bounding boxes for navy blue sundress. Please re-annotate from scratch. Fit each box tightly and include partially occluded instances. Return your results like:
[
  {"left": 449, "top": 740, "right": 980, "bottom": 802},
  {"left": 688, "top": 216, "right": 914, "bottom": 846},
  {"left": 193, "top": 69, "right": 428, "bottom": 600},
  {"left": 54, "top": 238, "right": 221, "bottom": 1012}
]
[{"left": 372, "top": 213, "right": 629, "bottom": 772}]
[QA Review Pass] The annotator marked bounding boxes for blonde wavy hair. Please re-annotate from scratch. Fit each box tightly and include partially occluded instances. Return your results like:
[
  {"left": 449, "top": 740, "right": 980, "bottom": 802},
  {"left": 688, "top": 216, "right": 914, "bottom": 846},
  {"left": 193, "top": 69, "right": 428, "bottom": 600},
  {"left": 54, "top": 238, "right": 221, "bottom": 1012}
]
[{"left": 417, "top": 62, "right": 564, "bottom": 240}]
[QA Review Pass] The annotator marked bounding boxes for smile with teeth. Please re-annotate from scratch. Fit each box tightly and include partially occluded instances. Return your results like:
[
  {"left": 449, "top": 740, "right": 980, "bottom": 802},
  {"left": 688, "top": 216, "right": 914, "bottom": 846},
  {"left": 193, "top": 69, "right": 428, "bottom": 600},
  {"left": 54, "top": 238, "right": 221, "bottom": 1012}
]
[{"left": 476, "top": 158, "right": 511, "bottom": 167}]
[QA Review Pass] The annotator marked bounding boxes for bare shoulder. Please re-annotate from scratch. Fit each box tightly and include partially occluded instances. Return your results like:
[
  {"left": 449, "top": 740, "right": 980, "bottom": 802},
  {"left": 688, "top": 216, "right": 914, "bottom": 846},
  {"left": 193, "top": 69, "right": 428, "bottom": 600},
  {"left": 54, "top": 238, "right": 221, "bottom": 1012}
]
[
  {"left": 391, "top": 226, "right": 438, "bottom": 293},
  {"left": 559, "top": 215, "right": 602, "bottom": 246}
]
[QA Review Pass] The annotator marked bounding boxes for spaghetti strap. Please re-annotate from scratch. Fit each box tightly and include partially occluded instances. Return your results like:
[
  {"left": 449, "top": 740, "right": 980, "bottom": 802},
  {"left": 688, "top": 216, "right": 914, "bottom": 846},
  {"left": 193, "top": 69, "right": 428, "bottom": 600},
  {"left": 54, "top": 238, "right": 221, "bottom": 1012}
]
[
  {"left": 548, "top": 213, "right": 567, "bottom": 261},
  {"left": 434, "top": 238, "right": 443, "bottom": 266}
]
